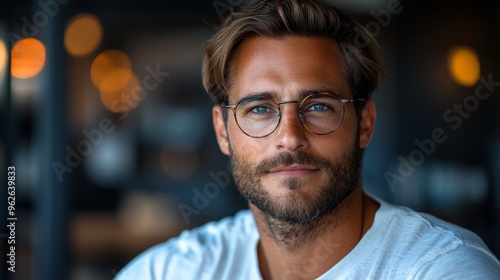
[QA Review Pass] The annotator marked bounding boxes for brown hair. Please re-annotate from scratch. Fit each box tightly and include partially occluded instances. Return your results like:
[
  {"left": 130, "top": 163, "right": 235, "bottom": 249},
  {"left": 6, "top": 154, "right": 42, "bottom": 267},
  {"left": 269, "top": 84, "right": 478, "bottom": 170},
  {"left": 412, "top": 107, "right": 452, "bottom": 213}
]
[{"left": 202, "top": 0, "right": 383, "bottom": 107}]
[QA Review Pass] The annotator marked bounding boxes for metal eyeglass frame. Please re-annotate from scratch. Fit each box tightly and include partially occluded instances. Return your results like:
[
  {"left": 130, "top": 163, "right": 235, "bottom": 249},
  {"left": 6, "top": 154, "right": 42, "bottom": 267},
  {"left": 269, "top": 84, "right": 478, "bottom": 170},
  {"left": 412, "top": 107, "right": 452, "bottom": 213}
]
[{"left": 223, "top": 92, "right": 365, "bottom": 138}]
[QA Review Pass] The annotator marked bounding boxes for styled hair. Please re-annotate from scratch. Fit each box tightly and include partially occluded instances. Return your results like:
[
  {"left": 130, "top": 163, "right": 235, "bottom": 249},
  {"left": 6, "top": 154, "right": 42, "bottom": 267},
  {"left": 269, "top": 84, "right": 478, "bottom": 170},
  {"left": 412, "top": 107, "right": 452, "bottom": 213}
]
[{"left": 202, "top": 0, "right": 383, "bottom": 107}]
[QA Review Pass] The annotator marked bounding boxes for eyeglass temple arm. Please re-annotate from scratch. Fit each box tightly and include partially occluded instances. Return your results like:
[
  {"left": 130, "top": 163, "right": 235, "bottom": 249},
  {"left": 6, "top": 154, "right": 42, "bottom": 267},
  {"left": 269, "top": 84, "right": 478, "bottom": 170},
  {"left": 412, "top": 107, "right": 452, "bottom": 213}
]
[
  {"left": 340, "top": 98, "right": 365, "bottom": 104},
  {"left": 222, "top": 104, "right": 237, "bottom": 113}
]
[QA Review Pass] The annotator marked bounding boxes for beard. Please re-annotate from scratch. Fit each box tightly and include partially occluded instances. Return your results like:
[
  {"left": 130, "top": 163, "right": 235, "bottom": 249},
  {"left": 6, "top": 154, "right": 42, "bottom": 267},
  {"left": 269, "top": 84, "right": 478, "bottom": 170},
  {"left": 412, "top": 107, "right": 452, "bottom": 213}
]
[{"left": 229, "top": 140, "right": 363, "bottom": 225}]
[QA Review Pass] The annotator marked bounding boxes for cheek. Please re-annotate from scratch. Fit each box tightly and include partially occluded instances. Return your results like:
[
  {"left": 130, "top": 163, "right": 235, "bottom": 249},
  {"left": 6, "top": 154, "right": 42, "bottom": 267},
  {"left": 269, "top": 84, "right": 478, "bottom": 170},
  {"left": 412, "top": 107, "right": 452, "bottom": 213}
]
[
  {"left": 228, "top": 121, "right": 254, "bottom": 154},
  {"left": 227, "top": 118, "right": 242, "bottom": 145},
  {"left": 338, "top": 110, "right": 360, "bottom": 142},
  {"left": 227, "top": 124, "right": 275, "bottom": 164},
  {"left": 311, "top": 123, "right": 358, "bottom": 158},
  {"left": 310, "top": 136, "right": 345, "bottom": 160}
]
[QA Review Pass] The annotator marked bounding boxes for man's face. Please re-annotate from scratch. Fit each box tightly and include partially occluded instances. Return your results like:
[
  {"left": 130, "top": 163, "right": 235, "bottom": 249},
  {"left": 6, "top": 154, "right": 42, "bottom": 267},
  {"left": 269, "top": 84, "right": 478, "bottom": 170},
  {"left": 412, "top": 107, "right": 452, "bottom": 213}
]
[{"left": 213, "top": 36, "right": 376, "bottom": 223}]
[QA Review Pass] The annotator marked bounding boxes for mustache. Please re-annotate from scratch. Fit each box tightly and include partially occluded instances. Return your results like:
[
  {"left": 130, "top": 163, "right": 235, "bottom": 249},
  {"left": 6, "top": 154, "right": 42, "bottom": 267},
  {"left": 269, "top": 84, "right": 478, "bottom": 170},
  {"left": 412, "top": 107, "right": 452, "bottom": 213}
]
[{"left": 254, "top": 151, "right": 331, "bottom": 175}]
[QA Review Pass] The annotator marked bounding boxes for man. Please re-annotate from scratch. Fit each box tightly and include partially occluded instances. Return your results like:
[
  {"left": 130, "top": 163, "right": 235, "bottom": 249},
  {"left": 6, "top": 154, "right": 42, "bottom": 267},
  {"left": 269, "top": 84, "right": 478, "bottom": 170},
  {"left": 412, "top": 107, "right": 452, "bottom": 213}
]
[{"left": 117, "top": 0, "right": 500, "bottom": 279}]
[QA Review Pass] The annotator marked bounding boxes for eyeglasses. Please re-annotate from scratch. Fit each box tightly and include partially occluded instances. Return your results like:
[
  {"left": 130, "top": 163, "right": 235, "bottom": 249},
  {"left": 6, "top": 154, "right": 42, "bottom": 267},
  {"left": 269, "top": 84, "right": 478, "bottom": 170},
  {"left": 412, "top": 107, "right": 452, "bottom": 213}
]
[{"left": 223, "top": 92, "right": 364, "bottom": 138}]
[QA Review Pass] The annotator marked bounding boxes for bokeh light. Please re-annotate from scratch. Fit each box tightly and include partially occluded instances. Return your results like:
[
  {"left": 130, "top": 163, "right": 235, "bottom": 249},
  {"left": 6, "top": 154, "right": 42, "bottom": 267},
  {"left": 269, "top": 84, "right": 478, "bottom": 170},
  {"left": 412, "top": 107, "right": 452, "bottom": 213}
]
[
  {"left": 100, "top": 67, "right": 133, "bottom": 93},
  {"left": 0, "top": 40, "right": 6, "bottom": 74},
  {"left": 448, "top": 46, "right": 480, "bottom": 87},
  {"left": 91, "top": 49, "right": 132, "bottom": 93},
  {"left": 64, "top": 13, "right": 103, "bottom": 57},
  {"left": 99, "top": 72, "right": 142, "bottom": 113},
  {"left": 11, "top": 38, "right": 46, "bottom": 79},
  {"left": 85, "top": 133, "right": 134, "bottom": 185}
]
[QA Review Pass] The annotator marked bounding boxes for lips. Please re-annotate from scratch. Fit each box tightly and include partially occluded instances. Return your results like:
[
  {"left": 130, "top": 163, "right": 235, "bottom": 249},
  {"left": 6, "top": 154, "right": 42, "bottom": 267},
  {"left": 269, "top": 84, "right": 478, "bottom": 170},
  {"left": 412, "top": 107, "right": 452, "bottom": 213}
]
[{"left": 268, "top": 164, "right": 319, "bottom": 176}]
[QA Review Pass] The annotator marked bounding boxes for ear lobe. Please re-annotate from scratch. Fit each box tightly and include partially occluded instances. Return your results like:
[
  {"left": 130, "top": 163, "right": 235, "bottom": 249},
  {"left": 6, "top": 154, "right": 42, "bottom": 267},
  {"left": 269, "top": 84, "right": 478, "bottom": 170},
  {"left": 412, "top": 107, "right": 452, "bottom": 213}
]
[
  {"left": 213, "top": 105, "right": 230, "bottom": 155},
  {"left": 359, "top": 99, "right": 376, "bottom": 149}
]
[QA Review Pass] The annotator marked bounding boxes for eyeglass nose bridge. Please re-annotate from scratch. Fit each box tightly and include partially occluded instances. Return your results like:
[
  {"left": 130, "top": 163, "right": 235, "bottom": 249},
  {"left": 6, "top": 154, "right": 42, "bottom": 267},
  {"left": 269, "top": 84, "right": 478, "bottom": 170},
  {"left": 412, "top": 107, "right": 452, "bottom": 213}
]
[
  {"left": 276, "top": 100, "right": 306, "bottom": 127},
  {"left": 277, "top": 99, "right": 304, "bottom": 114}
]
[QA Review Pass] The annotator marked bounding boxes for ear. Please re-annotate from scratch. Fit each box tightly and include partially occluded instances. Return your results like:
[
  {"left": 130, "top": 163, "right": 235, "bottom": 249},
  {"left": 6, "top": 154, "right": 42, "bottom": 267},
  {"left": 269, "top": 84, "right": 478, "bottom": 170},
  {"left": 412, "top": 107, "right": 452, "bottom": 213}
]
[
  {"left": 213, "top": 105, "right": 230, "bottom": 155},
  {"left": 359, "top": 99, "right": 376, "bottom": 149}
]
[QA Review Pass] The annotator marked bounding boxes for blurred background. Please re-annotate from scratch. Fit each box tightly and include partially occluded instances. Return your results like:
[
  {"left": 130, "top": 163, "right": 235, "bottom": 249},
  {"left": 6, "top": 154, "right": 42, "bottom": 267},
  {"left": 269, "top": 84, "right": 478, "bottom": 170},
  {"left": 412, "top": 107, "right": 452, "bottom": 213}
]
[{"left": 0, "top": 0, "right": 499, "bottom": 279}]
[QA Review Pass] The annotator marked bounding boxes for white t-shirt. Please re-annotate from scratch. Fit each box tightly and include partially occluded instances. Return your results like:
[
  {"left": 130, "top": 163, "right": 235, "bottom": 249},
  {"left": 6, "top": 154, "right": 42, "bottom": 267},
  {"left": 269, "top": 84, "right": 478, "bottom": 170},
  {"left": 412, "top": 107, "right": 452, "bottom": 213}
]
[{"left": 116, "top": 197, "right": 500, "bottom": 279}]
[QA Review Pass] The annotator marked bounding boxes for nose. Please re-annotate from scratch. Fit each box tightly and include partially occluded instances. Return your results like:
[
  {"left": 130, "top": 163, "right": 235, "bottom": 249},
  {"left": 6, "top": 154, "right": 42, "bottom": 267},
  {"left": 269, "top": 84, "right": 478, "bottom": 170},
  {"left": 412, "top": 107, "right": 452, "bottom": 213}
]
[{"left": 274, "top": 103, "right": 309, "bottom": 151}]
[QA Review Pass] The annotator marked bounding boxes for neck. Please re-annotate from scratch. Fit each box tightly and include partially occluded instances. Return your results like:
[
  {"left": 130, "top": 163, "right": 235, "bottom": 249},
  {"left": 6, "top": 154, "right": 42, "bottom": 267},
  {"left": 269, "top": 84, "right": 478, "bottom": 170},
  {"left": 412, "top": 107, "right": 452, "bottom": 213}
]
[{"left": 251, "top": 186, "right": 378, "bottom": 280}]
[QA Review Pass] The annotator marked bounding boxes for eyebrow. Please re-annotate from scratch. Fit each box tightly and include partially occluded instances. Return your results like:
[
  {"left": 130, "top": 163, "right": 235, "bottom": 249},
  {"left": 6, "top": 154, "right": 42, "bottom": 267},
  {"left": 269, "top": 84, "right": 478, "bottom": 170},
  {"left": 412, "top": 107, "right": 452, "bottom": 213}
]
[
  {"left": 241, "top": 91, "right": 278, "bottom": 101},
  {"left": 300, "top": 88, "right": 342, "bottom": 99},
  {"left": 237, "top": 88, "right": 342, "bottom": 102}
]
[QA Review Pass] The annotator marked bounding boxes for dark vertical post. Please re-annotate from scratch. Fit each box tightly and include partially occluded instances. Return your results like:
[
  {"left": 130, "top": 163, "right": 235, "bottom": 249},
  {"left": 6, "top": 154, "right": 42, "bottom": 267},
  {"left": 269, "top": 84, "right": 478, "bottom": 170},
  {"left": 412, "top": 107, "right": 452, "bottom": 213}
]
[{"left": 34, "top": 1, "right": 69, "bottom": 280}]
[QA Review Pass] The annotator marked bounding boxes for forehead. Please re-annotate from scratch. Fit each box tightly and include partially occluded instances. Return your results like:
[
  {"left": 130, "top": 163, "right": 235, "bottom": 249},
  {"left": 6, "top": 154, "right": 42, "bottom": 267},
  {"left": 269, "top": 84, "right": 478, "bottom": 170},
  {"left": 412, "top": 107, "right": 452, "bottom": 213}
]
[{"left": 229, "top": 36, "right": 350, "bottom": 102}]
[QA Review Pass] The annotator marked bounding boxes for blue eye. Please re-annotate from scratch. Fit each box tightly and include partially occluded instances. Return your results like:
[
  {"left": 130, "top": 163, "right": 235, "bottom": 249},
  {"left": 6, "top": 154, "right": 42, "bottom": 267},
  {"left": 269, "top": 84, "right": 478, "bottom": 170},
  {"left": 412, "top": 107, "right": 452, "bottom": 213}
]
[
  {"left": 251, "top": 106, "right": 270, "bottom": 114},
  {"left": 308, "top": 104, "right": 329, "bottom": 111}
]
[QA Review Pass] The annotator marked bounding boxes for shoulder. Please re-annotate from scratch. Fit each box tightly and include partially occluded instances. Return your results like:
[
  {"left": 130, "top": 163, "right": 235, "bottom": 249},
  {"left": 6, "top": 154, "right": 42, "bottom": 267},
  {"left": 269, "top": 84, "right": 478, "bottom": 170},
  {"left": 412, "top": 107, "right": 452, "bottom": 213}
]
[
  {"left": 413, "top": 243, "right": 500, "bottom": 279},
  {"left": 115, "top": 210, "right": 258, "bottom": 280},
  {"left": 375, "top": 198, "right": 500, "bottom": 278},
  {"left": 378, "top": 199, "right": 487, "bottom": 249}
]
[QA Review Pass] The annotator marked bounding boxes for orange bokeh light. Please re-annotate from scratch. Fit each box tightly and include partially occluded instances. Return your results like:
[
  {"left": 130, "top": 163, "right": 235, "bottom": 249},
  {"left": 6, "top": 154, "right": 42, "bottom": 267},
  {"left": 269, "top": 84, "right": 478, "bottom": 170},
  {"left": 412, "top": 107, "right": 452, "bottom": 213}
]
[
  {"left": 11, "top": 38, "right": 46, "bottom": 79},
  {"left": 64, "top": 13, "right": 103, "bottom": 57},
  {"left": 91, "top": 49, "right": 132, "bottom": 91},
  {"left": 99, "top": 67, "right": 133, "bottom": 93},
  {"left": 0, "top": 40, "right": 6, "bottom": 74},
  {"left": 448, "top": 46, "right": 480, "bottom": 87},
  {"left": 99, "top": 72, "right": 141, "bottom": 113}
]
